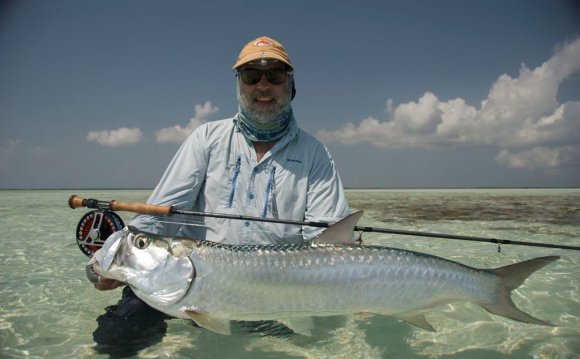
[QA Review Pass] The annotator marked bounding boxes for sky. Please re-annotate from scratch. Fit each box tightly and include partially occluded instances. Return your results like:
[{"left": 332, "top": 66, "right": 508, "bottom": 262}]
[{"left": 1, "top": 0, "right": 579, "bottom": 189}]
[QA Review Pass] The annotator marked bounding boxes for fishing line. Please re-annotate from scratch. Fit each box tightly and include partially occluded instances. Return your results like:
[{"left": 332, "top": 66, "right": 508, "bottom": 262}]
[
  {"left": 152, "top": 219, "right": 324, "bottom": 241},
  {"left": 154, "top": 219, "right": 207, "bottom": 228}
]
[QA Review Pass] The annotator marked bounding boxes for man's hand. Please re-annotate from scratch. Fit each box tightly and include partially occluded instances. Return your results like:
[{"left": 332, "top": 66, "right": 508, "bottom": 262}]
[{"left": 86, "top": 255, "right": 125, "bottom": 291}]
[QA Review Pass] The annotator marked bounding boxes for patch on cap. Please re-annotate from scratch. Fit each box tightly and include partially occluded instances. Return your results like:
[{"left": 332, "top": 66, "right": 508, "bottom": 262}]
[{"left": 254, "top": 39, "right": 274, "bottom": 47}]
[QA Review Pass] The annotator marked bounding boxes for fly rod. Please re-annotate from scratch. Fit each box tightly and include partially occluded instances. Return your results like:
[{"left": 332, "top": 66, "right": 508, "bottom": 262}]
[{"left": 68, "top": 195, "right": 580, "bottom": 251}]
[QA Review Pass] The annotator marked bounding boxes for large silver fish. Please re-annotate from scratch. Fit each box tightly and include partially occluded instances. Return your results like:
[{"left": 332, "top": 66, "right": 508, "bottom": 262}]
[{"left": 93, "top": 211, "right": 558, "bottom": 335}]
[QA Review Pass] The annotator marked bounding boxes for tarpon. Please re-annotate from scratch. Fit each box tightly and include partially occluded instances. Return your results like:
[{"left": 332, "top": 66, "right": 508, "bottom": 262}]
[{"left": 92, "top": 211, "right": 558, "bottom": 335}]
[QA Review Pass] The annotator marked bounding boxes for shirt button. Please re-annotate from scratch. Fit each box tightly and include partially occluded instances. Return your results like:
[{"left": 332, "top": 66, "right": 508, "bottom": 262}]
[
  {"left": 244, "top": 221, "right": 251, "bottom": 227},
  {"left": 249, "top": 193, "right": 254, "bottom": 199}
]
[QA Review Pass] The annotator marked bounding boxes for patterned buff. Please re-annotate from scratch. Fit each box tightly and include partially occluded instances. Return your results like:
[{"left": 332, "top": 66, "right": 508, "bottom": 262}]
[
  {"left": 234, "top": 106, "right": 294, "bottom": 142},
  {"left": 234, "top": 81, "right": 295, "bottom": 142}
]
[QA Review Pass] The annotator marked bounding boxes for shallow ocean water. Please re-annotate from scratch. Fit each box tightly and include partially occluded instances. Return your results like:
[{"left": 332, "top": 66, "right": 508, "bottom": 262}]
[{"left": 0, "top": 189, "right": 578, "bottom": 358}]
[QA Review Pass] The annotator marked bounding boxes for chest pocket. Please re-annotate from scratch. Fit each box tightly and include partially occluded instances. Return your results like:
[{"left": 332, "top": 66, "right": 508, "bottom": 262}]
[
  {"left": 283, "top": 158, "right": 304, "bottom": 173},
  {"left": 272, "top": 158, "right": 304, "bottom": 187}
]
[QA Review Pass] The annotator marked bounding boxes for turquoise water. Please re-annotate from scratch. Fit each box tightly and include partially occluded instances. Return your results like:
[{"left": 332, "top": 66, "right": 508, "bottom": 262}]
[{"left": 0, "top": 189, "right": 578, "bottom": 358}]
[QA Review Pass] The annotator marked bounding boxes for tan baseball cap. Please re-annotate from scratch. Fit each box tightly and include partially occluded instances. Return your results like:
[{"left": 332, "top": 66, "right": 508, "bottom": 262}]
[{"left": 233, "top": 36, "right": 293, "bottom": 70}]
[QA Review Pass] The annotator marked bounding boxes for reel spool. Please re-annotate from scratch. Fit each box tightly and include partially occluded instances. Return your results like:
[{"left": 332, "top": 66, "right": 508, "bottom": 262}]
[{"left": 75, "top": 210, "right": 124, "bottom": 257}]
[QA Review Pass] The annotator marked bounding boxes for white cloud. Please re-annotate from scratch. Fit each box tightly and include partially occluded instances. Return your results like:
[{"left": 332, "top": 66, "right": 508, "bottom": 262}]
[
  {"left": 495, "top": 145, "right": 580, "bottom": 170},
  {"left": 318, "top": 38, "right": 580, "bottom": 170},
  {"left": 496, "top": 147, "right": 560, "bottom": 169},
  {"left": 0, "top": 140, "right": 51, "bottom": 159},
  {"left": 155, "top": 101, "right": 219, "bottom": 143},
  {"left": 87, "top": 127, "right": 143, "bottom": 147}
]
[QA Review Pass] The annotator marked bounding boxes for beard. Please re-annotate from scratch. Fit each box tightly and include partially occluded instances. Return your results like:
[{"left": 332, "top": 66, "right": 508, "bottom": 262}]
[{"left": 238, "top": 87, "right": 291, "bottom": 125}]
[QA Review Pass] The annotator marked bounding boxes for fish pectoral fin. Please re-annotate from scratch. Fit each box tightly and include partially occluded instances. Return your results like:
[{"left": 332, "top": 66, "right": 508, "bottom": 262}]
[
  {"left": 393, "top": 313, "right": 436, "bottom": 332},
  {"left": 186, "top": 310, "right": 232, "bottom": 335},
  {"left": 278, "top": 317, "right": 315, "bottom": 336}
]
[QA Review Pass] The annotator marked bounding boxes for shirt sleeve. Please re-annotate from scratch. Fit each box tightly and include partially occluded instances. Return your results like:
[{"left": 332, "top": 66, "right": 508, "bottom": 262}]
[
  {"left": 302, "top": 144, "right": 350, "bottom": 240},
  {"left": 129, "top": 126, "right": 209, "bottom": 235}
]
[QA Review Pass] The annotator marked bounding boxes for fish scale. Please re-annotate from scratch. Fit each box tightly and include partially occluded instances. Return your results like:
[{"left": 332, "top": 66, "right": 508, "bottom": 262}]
[
  {"left": 190, "top": 242, "right": 495, "bottom": 317},
  {"left": 93, "top": 211, "right": 559, "bottom": 335}
]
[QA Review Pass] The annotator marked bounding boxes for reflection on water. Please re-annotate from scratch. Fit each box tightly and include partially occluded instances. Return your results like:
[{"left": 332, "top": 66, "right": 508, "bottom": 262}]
[{"left": 0, "top": 189, "right": 578, "bottom": 358}]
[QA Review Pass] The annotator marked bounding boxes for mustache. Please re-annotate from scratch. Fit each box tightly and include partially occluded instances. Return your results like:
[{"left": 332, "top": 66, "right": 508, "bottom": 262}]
[{"left": 251, "top": 89, "right": 275, "bottom": 98}]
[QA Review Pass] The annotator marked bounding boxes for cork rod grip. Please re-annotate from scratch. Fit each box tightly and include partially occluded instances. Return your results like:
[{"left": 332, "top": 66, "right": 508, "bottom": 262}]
[
  {"left": 110, "top": 200, "right": 173, "bottom": 216},
  {"left": 68, "top": 195, "right": 85, "bottom": 209},
  {"left": 68, "top": 195, "right": 173, "bottom": 216}
]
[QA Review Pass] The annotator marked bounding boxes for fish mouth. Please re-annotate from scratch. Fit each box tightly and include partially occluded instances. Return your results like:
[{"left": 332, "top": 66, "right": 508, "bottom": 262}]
[{"left": 95, "top": 228, "right": 127, "bottom": 272}]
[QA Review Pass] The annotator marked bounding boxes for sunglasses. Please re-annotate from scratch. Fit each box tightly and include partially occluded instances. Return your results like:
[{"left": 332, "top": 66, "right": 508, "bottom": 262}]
[{"left": 238, "top": 68, "right": 292, "bottom": 85}]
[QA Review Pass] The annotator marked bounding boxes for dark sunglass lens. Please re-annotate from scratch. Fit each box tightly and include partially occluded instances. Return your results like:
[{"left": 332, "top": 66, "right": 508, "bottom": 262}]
[
  {"left": 240, "top": 68, "right": 287, "bottom": 85},
  {"left": 265, "top": 69, "right": 286, "bottom": 84},
  {"left": 240, "top": 69, "right": 261, "bottom": 85}
]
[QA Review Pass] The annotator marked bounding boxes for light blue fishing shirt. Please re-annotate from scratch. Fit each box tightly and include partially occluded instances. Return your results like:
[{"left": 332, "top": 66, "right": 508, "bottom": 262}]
[{"left": 130, "top": 117, "right": 350, "bottom": 245}]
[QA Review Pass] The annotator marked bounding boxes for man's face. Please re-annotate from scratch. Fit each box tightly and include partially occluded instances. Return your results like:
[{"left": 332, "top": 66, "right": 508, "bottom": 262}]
[{"left": 237, "top": 63, "right": 291, "bottom": 124}]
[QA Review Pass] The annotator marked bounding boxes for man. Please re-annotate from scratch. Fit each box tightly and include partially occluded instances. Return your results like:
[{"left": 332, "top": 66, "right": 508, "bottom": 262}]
[
  {"left": 89, "top": 36, "right": 350, "bottom": 343},
  {"left": 126, "top": 36, "right": 350, "bottom": 245}
]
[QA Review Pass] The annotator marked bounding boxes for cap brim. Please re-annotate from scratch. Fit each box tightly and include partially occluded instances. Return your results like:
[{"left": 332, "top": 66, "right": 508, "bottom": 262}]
[{"left": 233, "top": 52, "right": 293, "bottom": 70}]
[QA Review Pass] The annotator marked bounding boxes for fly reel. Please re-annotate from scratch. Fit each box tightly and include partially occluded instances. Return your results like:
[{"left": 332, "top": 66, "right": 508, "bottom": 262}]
[{"left": 75, "top": 210, "right": 124, "bottom": 257}]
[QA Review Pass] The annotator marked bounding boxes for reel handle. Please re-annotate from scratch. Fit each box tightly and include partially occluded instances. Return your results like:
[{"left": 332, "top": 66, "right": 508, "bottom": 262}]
[{"left": 68, "top": 195, "right": 173, "bottom": 216}]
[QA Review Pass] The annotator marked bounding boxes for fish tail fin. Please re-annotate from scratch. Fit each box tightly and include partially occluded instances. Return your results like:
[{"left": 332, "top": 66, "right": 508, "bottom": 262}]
[{"left": 480, "top": 255, "right": 559, "bottom": 326}]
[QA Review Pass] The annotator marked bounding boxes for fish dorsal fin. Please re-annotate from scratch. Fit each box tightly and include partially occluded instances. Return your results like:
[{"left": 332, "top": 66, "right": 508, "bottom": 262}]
[
  {"left": 313, "top": 211, "right": 363, "bottom": 245},
  {"left": 186, "top": 310, "right": 232, "bottom": 335}
]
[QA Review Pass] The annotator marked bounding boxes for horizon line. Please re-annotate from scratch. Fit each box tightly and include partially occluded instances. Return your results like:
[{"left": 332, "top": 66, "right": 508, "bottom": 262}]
[{"left": 1, "top": 186, "right": 579, "bottom": 191}]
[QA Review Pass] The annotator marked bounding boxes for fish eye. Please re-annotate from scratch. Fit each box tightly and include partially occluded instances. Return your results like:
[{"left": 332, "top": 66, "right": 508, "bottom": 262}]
[{"left": 133, "top": 235, "right": 150, "bottom": 249}]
